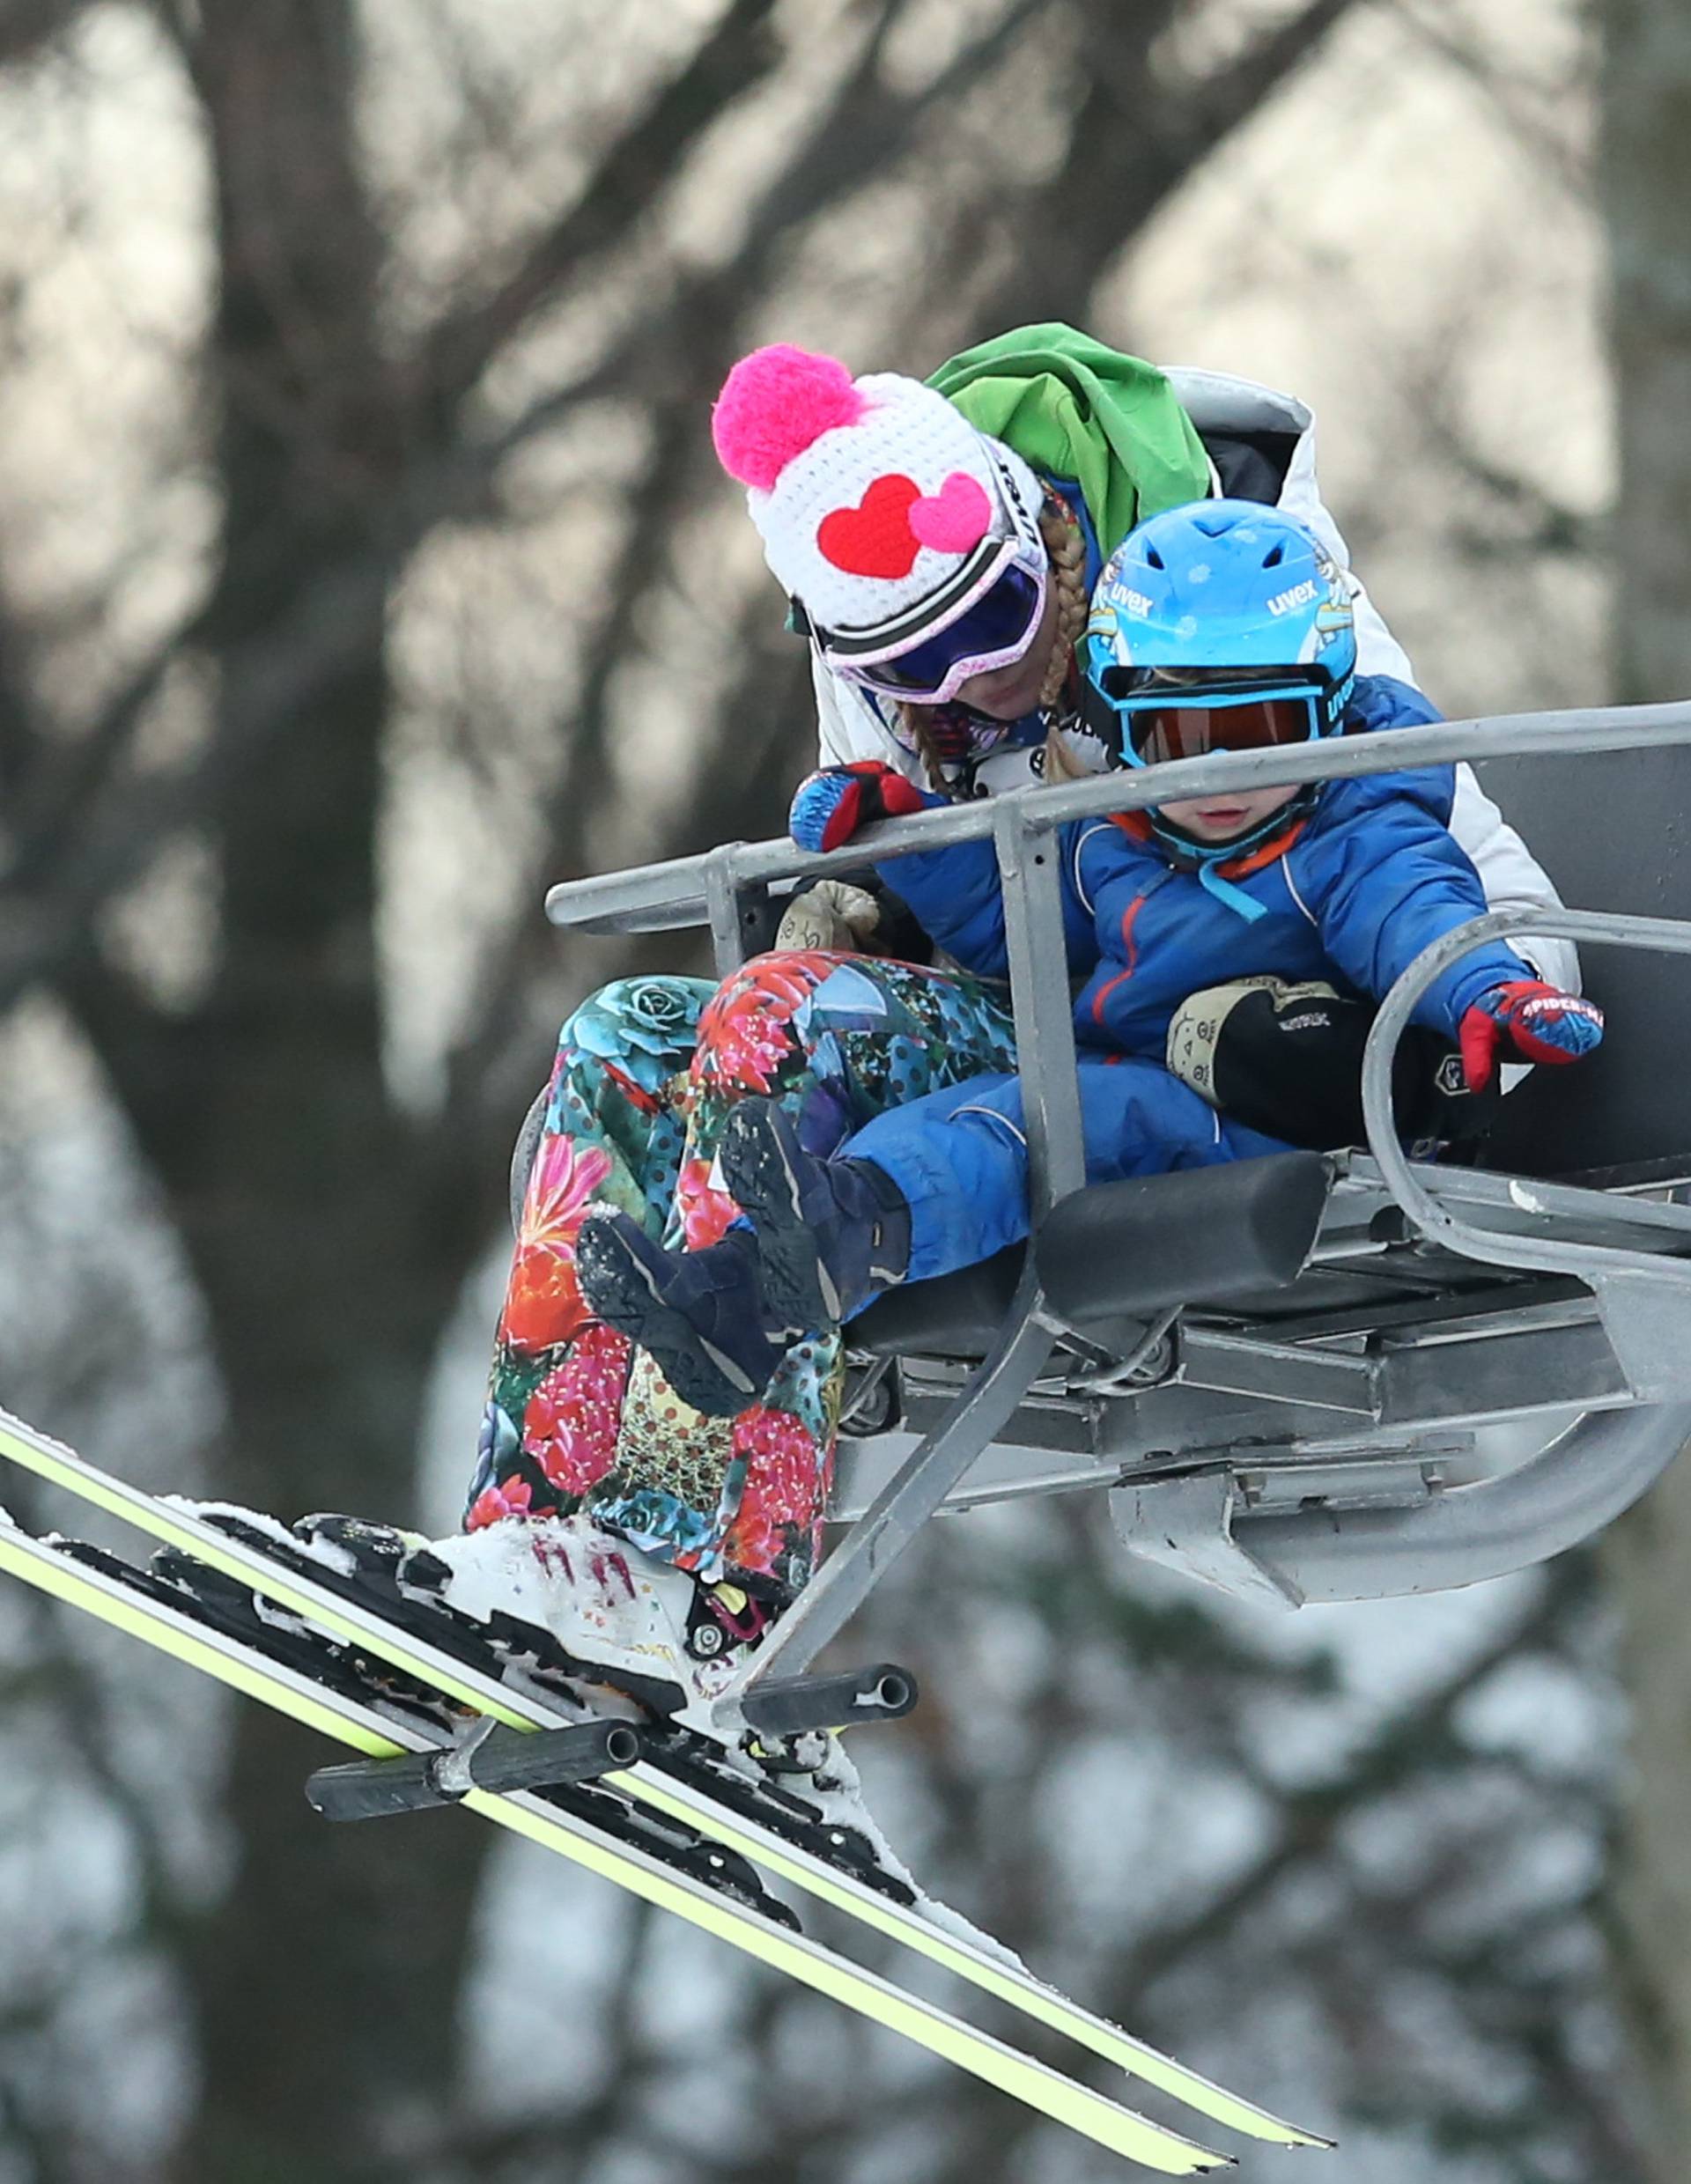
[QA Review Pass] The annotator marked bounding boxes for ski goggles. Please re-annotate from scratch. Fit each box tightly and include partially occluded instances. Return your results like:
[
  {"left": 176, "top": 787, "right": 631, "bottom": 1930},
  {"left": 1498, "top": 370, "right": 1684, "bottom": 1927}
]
[
  {"left": 812, "top": 535, "right": 1050, "bottom": 707},
  {"left": 1093, "top": 667, "right": 1348, "bottom": 770}
]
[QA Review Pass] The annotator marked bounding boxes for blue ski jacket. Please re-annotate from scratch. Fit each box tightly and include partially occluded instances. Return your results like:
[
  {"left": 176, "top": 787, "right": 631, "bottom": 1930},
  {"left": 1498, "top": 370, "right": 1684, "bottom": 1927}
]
[
  {"left": 837, "top": 678, "right": 1540, "bottom": 1283},
  {"left": 872, "top": 676, "right": 1534, "bottom": 1054}
]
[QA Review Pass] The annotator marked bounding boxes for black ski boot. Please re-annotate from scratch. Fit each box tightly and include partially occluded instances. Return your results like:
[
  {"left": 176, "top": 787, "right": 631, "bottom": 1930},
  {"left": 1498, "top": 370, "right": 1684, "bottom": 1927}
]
[{"left": 576, "top": 1215, "right": 788, "bottom": 1418}]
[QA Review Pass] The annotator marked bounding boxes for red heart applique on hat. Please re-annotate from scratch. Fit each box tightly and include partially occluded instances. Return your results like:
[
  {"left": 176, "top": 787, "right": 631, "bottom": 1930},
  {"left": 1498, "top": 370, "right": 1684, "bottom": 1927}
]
[
  {"left": 817, "top": 475, "right": 922, "bottom": 578},
  {"left": 817, "top": 469, "right": 996, "bottom": 579}
]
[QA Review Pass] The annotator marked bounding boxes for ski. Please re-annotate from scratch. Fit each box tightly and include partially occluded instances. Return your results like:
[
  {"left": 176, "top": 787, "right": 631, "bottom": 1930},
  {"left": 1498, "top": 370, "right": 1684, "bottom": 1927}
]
[
  {"left": 0, "top": 1504, "right": 1237, "bottom": 2175},
  {"left": 0, "top": 1406, "right": 1328, "bottom": 2157},
  {"left": 35, "top": 1528, "right": 789, "bottom": 1919},
  {"left": 181, "top": 1509, "right": 921, "bottom": 1907},
  {"left": 183, "top": 1507, "right": 1325, "bottom": 2150}
]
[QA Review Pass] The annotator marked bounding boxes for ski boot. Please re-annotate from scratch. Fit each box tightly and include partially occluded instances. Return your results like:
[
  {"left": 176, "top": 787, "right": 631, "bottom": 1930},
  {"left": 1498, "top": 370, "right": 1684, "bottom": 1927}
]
[
  {"left": 275, "top": 1510, "right": 772, "bottom": 1735},
  {"left": 718, "top": 1096, "right": 911, "bottom": 1327},
  {"left": 395, "top": 1512, "right": 774, "bottom": 1733}
]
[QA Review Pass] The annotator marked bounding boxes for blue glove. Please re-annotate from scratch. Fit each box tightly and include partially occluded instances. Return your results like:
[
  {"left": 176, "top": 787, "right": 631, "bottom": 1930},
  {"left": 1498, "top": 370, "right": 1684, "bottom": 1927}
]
[
  {"left": 1459, "top": 981, "right": 1605, "bottom": 1091},
  {"left": 789, "top": 762, "right": 930, "bottom": 853}
]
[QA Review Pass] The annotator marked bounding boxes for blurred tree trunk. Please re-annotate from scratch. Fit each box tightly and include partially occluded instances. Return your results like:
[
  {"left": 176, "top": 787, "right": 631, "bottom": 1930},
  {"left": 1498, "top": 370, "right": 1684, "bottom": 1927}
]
[
  {"left": 1599, "top": 3, "right": 1691, "bottom": 2177},
  {"left": 70, "top": 8, "right": 489, "bottom": 2178}
]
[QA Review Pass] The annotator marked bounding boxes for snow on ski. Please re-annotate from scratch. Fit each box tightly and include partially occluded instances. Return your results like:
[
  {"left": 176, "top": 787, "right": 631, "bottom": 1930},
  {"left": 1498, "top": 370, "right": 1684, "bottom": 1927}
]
[{"left": 0, "top": 1405, "right": 1329, "bottom": 2158}]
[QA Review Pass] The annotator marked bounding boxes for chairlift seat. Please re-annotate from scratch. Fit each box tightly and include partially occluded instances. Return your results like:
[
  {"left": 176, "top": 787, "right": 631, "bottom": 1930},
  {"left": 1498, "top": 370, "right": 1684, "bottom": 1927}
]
[{"left": 852, "top": 747, "right": 1691, "bottom": 1356}]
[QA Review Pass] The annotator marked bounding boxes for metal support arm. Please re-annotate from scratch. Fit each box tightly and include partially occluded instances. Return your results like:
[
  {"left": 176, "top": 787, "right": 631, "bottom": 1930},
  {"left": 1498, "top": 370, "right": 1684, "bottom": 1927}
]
[
  {"left": 1218, "top": 1400, "right": 1691, "bottom": 1605},
  {"left": 717, "top": 1263, "right": 1057, "bottom": 1723}
]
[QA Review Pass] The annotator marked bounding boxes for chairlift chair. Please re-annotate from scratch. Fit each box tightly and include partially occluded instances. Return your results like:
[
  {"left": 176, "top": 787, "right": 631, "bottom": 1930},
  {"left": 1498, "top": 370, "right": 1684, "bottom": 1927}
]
[{"left": 528, "top": 705, "right": 1691, "bottom": 1738}]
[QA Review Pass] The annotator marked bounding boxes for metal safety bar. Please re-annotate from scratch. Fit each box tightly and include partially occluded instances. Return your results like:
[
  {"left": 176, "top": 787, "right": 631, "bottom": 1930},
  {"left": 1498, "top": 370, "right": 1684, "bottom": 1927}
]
[
  {"left": 544, "top": 700, "right": 1691, "bottom": 938},
  {"left": 714, "top": 1260, "right": 1060, "bottom": 1723},
  {"left": 1361, "top": 908, "right": 1691, "bottom": 1404}
]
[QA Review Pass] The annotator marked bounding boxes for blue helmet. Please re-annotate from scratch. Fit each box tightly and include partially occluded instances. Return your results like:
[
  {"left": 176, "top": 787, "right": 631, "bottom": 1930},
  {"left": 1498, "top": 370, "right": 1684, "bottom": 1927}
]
[{"left": 1085, "top": 498, "right": 1358, "bottom": 771}]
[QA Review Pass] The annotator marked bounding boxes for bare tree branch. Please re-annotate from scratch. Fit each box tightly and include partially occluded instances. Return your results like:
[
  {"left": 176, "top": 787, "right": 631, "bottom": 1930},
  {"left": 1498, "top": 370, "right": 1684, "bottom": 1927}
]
[
  {"left": 430, "top": 0, "right": 1060, "bottom": 1173},
  {"left": 418, "top": 0, "right": 785, "bottom": 422},
  {"left": 0, "top": 586, "right": 38, "bottom": 802},
  {"left": 459, "top": 0, "right": 1054, "bottom": 450},
  {"left": 0, "top": 550, "right": 389, "bottom": 1012},
  {"left": 11, "top": 1583, "right": 200, "bottom": 1945},
  {"left": 987, "top": 0, "right": 1362, "bottom": 325},
  {"left": 1178, "top": 0, "right": 1365, "bottom": 159},
  {"left": 1386, "top": 0, "right": 1592, "bottom": 197},
  {"left": 1, "top": 1, "right": 1054, "bottom": 1031},
  {"left": 1114, "top": 1566, "right": 1580, "bottom": 1997},
  {"left": 1401, "top": 353, "right": 1608, "bottom": 561}
]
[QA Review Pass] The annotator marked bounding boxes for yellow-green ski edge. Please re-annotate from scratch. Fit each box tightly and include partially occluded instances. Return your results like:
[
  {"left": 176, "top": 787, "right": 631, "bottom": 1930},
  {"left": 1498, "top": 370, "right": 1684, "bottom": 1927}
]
[
  {"left": 0, "top": 1510, "right": 1229, "bottom": 2175},
  {"left": 0, "top": 1406, "right": 1330, "bottom": 2151}
]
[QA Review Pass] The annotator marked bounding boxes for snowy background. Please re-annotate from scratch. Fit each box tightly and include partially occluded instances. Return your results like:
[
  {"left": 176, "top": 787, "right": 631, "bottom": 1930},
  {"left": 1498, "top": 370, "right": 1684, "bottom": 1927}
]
[{"left": 0, "top": 3, "right": 1669, "bottom": 2181}]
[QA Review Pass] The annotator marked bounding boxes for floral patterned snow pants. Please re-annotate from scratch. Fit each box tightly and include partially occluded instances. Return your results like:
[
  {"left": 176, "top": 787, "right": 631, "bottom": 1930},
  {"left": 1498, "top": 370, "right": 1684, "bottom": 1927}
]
[{"left": 464, "top": 952, "right": 1019, "bottom": 1601}]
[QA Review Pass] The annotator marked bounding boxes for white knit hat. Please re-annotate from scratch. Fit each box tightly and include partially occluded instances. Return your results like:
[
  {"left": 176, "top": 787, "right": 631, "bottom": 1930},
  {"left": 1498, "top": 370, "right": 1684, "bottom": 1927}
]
[{"left": 712, "top": 344, "right": 1046, "bottom": 642}]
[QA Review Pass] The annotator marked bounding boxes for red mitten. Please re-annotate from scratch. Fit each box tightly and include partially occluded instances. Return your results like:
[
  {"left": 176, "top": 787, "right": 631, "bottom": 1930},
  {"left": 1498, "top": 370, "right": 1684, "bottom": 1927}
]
[
  {"left": 789, "top": 762, "right": 929, "bottom": 852},
  {"left": 1458, "top": 981, "right": 1605, "bottom": 1092}
]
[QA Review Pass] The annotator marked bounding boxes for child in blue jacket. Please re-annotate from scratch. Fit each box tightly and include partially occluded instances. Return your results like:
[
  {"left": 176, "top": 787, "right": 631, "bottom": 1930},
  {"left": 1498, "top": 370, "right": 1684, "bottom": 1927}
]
[{"left": 579, "top": 503, "right": 1602, "bottom": 1416}]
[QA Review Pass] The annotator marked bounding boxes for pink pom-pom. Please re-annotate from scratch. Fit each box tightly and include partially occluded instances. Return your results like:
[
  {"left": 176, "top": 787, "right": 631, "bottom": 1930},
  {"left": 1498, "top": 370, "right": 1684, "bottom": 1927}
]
[{"left": 712, "top": 344, "right": 867, "bottom": 491}]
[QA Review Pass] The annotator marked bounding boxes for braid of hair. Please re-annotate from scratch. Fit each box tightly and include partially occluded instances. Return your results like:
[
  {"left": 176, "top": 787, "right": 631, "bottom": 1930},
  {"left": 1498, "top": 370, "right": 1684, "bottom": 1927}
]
[{"left": 1037, "top": 497, "right": 1089, "bottom": 778}]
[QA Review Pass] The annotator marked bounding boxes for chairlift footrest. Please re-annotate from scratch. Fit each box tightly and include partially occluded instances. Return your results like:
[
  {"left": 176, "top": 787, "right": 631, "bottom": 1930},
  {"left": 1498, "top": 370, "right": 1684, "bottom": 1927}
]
[
  {"left": 739, "top": 1662, "right": 919, "bottom": 1739},
  {"left": 306, "top": 1718, "right": 644, "bottom": 1822}
]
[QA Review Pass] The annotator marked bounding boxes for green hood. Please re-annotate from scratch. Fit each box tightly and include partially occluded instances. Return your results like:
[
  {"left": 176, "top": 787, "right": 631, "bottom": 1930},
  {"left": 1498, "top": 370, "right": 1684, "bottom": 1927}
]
[{"left": 927, "top": 323, "right": 1210, "bottom": 556}]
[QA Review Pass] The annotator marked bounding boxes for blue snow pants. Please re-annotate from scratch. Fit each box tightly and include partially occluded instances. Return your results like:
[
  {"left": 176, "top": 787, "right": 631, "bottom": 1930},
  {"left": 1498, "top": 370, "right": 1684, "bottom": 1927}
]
[{"left": 842, "top": 1058, "right": 1292, "bottom": 1283}]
